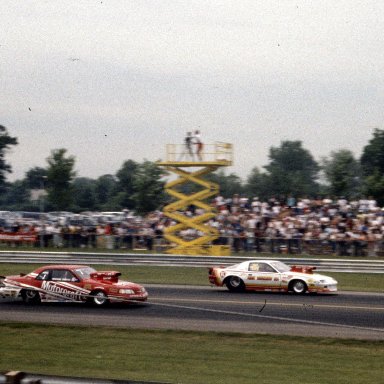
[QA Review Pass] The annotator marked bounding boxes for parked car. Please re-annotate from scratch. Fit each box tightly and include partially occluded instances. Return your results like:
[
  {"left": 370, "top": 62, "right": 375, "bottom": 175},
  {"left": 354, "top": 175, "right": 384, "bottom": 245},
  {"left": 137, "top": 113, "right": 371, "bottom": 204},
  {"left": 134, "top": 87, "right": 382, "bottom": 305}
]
[
  {"left": 209, "top": 260, "right": 338, "bottom": 294},
  {"left": 0, "top": 264, "right": 148, "bottom": 305}
]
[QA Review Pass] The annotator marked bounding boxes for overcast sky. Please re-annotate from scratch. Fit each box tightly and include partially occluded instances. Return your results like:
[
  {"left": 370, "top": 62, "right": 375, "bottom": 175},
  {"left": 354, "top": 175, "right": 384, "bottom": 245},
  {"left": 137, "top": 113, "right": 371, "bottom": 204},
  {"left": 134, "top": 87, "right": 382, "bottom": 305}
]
[{"left": 2, "top": 1, "right": 384, "bottom": 182}]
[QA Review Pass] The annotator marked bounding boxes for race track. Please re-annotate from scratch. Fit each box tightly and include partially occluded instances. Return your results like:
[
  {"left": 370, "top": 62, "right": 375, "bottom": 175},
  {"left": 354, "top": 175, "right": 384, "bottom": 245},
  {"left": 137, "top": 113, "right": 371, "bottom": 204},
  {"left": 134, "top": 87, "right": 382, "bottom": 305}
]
[{"left": 1, "top": 285, "right": 384, "bottom": 340}]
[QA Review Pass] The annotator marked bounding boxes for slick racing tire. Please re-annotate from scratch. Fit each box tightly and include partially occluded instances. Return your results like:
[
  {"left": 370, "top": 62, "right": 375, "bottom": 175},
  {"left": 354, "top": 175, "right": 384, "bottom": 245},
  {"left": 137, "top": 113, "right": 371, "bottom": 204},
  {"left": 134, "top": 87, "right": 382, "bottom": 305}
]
[
  {"left": 90, "top": 290, "right": 109, "bottom": 306},
  {"left": 225, "top": 276, "right": 245, "bottom": 292},
  {"left": 21, "top": 289, "right": 41, "bottom": 305},
  {"left": 290, "top": 280, "right": 307, "bottom": 294}
]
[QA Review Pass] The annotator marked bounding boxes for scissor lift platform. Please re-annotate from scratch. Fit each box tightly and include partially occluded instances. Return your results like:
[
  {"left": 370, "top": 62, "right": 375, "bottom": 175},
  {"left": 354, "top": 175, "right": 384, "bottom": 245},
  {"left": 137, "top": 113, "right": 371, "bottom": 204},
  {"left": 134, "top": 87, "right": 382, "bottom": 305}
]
[{"left": 158, "top": 142, "right": 233, "bottom": 256}]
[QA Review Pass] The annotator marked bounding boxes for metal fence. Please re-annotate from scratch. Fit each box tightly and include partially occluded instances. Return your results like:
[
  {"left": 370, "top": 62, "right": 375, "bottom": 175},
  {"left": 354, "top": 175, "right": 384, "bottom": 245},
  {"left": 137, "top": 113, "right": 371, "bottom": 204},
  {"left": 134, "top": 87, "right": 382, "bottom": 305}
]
[{"left": 1, "top": 234, "right": 384, "bottom": 258}]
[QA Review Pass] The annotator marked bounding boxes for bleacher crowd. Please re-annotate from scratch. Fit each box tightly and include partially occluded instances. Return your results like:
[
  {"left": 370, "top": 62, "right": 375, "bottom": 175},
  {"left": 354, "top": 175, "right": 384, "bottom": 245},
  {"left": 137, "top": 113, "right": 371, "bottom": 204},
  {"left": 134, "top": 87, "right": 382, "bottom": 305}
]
[{"left": 1, "top": 195, "right": 384, "bottom": 256}]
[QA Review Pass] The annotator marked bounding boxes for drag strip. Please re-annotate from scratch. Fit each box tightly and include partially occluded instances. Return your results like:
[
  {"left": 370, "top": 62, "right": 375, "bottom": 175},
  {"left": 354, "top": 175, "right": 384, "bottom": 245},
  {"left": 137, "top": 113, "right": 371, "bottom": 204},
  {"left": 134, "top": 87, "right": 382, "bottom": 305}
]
[{"left": 1, "top": 285, "right": 383, "bottom": 340}]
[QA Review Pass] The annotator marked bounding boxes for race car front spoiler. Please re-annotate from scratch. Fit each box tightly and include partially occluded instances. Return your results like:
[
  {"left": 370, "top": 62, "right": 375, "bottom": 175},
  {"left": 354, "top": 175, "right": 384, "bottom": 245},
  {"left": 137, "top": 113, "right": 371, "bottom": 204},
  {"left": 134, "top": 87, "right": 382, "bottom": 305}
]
[{"left": 0, "top": 286, "right": 21, "bottom": 298}]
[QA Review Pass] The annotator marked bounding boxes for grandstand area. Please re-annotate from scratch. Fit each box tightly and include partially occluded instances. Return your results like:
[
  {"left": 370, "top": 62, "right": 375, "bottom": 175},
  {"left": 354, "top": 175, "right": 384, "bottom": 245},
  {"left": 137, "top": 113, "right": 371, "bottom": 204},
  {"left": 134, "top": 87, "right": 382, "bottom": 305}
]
[{"left": 0, "top": 196, "right": 383, "bottom": 257}]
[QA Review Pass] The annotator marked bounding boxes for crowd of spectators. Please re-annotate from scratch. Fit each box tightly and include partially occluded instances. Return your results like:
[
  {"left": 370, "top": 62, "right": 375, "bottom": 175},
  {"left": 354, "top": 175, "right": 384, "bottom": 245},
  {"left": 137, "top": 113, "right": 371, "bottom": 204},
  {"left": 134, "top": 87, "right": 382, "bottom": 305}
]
[
  {"left": 209, "top": 195, "right": 384, "bottom": 256},
  {"left": 1, "top": 195, "right": 384, "bottom": 256}
]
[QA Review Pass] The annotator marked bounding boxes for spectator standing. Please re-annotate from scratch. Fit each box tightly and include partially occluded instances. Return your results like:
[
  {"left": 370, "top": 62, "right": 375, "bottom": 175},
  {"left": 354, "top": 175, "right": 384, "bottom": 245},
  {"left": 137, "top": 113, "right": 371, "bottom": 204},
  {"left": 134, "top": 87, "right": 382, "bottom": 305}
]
[
  {"left": 194, "top": 130, "right": 203, "bottom": 160},
  {"left": 185, "top": 132, "right": 194, "bottom": 160},
  {"left": 104, "top": 223, "right": 113, "bottom": 249},
  {"left": 96, "top": 225, "right": 105, "bottom": 248},
  {"left": 178, "top": 132, "right": 195, "bottom": 161},
  {"left": 52, "top": 224, "right": 62, "bottom": 248}
]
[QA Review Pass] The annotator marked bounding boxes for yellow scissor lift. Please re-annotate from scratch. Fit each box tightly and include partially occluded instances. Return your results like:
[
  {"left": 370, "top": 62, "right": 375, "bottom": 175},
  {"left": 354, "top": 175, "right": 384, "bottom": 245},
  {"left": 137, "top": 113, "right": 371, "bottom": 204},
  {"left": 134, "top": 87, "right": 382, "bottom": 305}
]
[{"left": 158, "top": 142, "right": 233, "bottom": 255}]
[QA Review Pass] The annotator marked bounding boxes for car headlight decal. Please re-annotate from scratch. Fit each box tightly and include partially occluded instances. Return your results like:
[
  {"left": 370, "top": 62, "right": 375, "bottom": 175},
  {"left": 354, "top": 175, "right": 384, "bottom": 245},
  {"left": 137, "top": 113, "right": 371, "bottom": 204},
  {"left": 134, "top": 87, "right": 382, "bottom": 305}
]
[{"left": 119, "top": 289, "right": 135, "bottom": 295}]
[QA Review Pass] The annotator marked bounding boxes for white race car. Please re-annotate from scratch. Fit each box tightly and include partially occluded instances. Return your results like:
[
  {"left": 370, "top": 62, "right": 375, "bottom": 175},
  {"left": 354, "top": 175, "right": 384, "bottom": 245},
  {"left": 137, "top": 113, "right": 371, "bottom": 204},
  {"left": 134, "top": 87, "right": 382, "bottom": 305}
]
[{"left": 209, "top": 260, "right": 337, "bottom": 294}]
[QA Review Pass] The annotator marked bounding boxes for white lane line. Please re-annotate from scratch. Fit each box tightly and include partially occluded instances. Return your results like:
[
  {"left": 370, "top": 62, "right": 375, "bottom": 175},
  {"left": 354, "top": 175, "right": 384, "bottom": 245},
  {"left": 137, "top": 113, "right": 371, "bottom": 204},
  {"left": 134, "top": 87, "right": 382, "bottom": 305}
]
[
  {"left": 151, "top": 297, "right": 384, "bottom": 311},
  {"left": 148, "top": 301, "right": 384, "bottom": 334}
]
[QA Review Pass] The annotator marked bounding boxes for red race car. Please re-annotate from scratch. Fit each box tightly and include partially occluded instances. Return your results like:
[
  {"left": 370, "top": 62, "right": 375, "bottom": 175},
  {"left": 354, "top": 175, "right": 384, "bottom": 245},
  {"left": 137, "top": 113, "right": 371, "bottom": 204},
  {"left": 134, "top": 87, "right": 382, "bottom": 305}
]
[{"left": 0, "top": 264, "right": 148, "bottom": 306}]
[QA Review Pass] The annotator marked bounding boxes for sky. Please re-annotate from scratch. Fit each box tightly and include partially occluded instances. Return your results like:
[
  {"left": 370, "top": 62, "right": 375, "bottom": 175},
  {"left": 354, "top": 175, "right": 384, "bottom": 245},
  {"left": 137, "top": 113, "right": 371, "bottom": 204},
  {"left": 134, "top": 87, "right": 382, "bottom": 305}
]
[{"left": 2, "top": 1, "right": 384, "bottom": 182}]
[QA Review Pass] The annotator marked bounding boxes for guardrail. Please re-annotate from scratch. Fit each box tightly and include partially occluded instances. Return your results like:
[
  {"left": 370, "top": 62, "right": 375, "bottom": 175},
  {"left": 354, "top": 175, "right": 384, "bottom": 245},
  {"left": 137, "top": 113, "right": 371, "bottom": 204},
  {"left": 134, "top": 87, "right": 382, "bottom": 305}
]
[
  {"left": 2, "top": 235, "right": 384, "bottom": 257},
  {"left": 0, "top": 251, "right": 383, "bottom": 273}
]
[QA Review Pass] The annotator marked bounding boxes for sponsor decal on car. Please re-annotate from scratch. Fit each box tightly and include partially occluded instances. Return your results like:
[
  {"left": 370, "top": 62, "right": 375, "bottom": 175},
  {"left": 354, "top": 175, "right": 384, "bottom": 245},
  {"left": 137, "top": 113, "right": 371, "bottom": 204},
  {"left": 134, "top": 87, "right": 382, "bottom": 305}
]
[
  {"left": 257, "top": 276, "right": 273, "bottom": 281},
  {"left": 41, "top": 281, "right": 86, "bottom": 301}
]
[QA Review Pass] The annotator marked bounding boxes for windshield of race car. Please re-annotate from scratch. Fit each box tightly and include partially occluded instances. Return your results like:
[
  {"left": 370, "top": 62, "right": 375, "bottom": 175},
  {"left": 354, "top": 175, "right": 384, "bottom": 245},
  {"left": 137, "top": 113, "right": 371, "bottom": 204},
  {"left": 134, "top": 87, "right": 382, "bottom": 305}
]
[
  {"left": 74, "top": 267, "right": 97, "bottom": 279},
  {"left": 269, "top": 261, "right": 291, "bottom": 273}
]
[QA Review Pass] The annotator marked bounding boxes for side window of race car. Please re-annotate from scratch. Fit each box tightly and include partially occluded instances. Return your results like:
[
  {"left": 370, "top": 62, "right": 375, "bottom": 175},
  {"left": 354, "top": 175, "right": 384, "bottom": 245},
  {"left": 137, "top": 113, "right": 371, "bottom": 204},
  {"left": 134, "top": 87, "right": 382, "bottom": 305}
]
[
  {"left": 51, "top": 269, "right": 80, "bottom": 282},
  {"left": 248, "top": 263, "right": 259, "bottom": 272},
  {"left": 36, "top": 270, "right": 51, "bottom": 281},
  {"left": 249, "top": 263, "right": 276, "bottom": 273},
  {"left": 258, "top": 263, "right": 276, "bottom": 273}
]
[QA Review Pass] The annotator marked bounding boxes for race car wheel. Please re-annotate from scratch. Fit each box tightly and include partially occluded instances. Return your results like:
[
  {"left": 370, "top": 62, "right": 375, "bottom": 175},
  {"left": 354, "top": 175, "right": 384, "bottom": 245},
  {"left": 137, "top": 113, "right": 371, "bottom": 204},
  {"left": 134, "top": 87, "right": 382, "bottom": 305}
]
[
  {"left": 290, "top": 280, "right": 307, "bottom": 294},
  {"left": 91, "top": 290, "right": 109, "bottom": 306},
  {"left": 21, "top": 289, "right": 41, "bottom": 304},
  {"left": 225, "top": 276, "right": 245, "bottom": 292}
]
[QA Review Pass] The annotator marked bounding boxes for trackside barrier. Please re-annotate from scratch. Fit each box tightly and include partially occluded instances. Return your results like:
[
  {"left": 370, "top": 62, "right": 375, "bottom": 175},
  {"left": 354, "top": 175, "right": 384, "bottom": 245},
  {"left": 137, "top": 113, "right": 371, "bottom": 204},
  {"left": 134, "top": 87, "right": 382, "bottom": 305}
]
[
  {"left": 1, "top": 371, "right": 171, "bottom": 384},
  {"left": 2, "top": 235, "right": 384, "bottom": 257},
  {"left": 0, "top": 251, "right": 383, "bottom": 273}
]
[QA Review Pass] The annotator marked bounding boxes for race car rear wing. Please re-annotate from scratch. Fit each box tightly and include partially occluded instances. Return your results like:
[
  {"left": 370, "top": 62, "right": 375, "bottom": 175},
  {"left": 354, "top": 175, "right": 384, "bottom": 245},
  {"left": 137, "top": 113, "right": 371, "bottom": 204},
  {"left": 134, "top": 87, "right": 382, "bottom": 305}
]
[
  {"left": 290, "top": 265, "right": 316, "bottom": 274},
  {"left": 89, "top": 271, "right": 121, "bottom": 283}
]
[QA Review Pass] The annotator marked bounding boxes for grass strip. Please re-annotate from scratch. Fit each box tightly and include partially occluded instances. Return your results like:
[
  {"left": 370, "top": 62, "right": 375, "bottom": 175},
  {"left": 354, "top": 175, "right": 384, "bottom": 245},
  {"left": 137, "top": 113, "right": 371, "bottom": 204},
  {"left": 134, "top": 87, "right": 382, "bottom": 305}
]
[
  {"left": 0, "top": 263, "right": 383, "bottom": 292},
  {"left": 0, "top": 322, "right": 383, "bottom": 384}
]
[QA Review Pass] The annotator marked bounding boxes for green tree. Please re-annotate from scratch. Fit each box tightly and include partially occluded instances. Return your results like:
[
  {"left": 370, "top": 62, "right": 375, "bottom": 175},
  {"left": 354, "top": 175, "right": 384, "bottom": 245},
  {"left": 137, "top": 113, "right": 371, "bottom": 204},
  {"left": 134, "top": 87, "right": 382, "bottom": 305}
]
[
  {"left": 25, "top": 167, "right": 48, "bottom": 189},
  {"left": 263, "top": 141, "right": 320, "bottom": 197},
  {"left": 115, "top": 160, "right": 138, "bottom": 209},
  {"left": 132, "top": 160, "right": 166, "bottom": 214},
  {"left": 207, "top": 169, "right": 244, "bottom": 198},
  {"left": 361, "top": 128, "right": 384, "bottom": 176},
  {"left": 0, "top": 125, "right": 18, "bottom": 192},
  {"left": 360, "top": 128, "right": 384, "bottom": 204},
  {"left": 322, "top": 149, "right": 361, "bottom": 198},
  {"left": 72, "top": 177, "right": 97, "bottom": 212},
  {"left": 0, "top": 180, "right": 30, "bottom": 210},
  {"left": 244, "top": 166, "right": 271, "bottom": 200},
  {"left": 363, "top": 170, "right": 384, "bottom": 205},
  {"left": 95, "top": 174, "right": 117, "bottom": 209},
  {"left": 46, "top": 149, "right": 76, "bottom": 210}
]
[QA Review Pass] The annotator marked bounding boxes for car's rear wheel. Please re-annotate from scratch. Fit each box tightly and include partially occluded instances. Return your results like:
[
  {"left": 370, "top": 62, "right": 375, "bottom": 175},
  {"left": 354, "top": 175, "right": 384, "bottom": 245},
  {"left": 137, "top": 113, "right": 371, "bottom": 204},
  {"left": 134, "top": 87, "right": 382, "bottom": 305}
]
[
  {"left": 90, "top": 290, "right": 109, "bottom": 306},
  {"left": 225, "top": 276, "right": 245, "bottom": 292},
  {"left": 290, "top": 280, "right": 307, "bottom": 294},
  {"left": 21, "top": 289, "right": 41, "bottom": 304}
]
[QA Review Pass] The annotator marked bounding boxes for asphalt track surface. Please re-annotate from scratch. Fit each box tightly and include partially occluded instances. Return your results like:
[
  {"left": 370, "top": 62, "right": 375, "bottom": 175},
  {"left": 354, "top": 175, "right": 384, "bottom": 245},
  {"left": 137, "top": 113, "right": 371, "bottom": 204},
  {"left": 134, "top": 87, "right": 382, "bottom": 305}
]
[{"left": 1, "top": 285, "right": 384, "bottom": 340}]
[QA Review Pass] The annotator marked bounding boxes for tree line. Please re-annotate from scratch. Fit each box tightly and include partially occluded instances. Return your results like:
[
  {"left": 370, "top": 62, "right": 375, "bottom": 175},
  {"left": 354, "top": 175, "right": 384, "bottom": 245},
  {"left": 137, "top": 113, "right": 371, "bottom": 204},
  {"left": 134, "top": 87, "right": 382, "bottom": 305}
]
[{"left": 1, "top": 124, "right": 384, "bottom": 214}]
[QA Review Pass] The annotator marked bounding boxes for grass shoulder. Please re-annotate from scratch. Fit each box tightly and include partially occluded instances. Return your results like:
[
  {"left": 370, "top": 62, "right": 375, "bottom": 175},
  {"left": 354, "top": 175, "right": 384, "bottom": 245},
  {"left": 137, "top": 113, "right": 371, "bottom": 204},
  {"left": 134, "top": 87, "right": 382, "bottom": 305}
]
[{"left": 0, "top": 322, "right": 383, "bottom": 384}]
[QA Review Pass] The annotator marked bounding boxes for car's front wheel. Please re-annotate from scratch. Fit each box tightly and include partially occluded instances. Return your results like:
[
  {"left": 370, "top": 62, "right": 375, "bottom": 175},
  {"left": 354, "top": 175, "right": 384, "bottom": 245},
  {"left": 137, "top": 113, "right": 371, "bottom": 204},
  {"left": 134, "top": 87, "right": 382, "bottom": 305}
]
[
  {"left": 90, "top": 290, "right": 109, "bottom": 306},
  {"left": 225, "top": 276, "right": 245, "bottom": 292},
  {"left": 21, "top": 289, "right": 41, "bottom": 304},
  {"left": 289, "top": 280, "right": 307, "bottom": 294}
]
